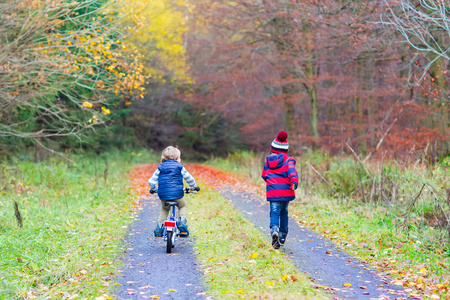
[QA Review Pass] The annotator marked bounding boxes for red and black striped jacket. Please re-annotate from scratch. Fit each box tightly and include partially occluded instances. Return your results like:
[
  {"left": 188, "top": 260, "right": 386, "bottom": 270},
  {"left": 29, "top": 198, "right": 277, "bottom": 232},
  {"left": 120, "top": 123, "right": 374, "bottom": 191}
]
[{"left": 261, "top": 153, "right": 299, "bottom": 202}]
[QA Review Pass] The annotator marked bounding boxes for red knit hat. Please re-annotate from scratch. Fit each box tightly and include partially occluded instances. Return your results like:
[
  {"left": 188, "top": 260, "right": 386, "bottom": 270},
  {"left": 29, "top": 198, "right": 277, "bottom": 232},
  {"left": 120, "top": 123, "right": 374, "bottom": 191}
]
[{"left": 271, "top": 131, "right": 289, "bottom": 153}]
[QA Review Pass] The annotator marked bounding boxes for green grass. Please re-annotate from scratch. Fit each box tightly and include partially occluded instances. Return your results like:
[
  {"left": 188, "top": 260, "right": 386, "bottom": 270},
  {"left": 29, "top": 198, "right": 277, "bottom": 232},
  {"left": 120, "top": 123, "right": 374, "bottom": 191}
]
[
  {"left": 0, "top": 150, "right": 157, "bottom": 299},
  {"left": 289, "top": 197, "right": 449, "bottom": 298},
  {"left": 188, "top": 182, "right": 325, "bottom": 299}
]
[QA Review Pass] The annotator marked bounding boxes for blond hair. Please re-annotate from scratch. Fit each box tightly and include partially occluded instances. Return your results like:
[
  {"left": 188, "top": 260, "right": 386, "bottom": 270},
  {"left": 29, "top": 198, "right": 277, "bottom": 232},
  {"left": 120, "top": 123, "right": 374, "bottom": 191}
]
[{"left": 161, "top": 146, "right": 181, "bottom": 163}]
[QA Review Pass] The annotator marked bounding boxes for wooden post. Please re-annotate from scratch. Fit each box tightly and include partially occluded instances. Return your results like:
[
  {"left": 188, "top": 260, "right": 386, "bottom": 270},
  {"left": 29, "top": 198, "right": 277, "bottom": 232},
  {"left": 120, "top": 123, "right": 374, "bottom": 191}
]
[{"left": 14, "top": 200, "right": 23, "bottom": 227}]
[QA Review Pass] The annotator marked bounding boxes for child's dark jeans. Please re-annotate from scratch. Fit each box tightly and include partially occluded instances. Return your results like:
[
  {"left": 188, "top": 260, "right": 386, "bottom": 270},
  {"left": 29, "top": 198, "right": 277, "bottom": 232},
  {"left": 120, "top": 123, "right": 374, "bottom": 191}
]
[{"left": 269, "top": 201, "right": 289, "bottom": 240}]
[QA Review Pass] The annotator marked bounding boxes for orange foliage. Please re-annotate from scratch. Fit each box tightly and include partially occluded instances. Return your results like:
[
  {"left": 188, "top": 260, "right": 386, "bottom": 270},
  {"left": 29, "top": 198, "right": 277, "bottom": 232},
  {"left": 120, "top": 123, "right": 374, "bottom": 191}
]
[{"left": 128, "top": 163, "right": 264, "bottom": 198}]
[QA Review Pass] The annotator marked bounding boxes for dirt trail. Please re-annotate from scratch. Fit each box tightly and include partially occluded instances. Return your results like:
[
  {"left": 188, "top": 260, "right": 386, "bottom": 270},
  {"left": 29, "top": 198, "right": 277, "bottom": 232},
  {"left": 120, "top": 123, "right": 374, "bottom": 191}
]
[
  {"left": 115, "top": 165, "right": 205, "bottom": 299},
  {"left": 188, "top": 164, "right": 414, "bottom": 300}
]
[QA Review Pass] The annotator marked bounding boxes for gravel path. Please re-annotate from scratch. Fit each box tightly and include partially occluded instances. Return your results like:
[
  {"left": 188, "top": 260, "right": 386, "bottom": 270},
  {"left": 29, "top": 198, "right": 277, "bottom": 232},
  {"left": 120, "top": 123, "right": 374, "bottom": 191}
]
[
  {"left": 217, "top": 188, "right": 414, "bottom": 300},
  {"left": 115, "top": 195, "right": 205, "bottom": 300}
]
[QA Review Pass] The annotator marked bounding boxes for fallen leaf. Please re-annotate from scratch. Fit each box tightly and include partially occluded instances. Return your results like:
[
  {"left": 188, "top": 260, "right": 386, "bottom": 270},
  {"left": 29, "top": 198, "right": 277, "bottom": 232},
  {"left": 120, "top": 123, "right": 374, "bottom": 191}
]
[
  {"left": 281, "top": 274, "right": 288, "bottom": 282},
  {"left": 291, "top": 275, "right": 297, "bottom": 282},
  {"left": 17, "top": 257, "right": 23, "bottom": 262},
  {"left": 236, "top": 288, "right": 244, "bottom": 294},
  {"left": 265, "top": 281, "right": 274, "bottom": 286},
  {"left": 169, "top": 289, "right": 177, "bottom": 292},
  {"left": 150, "top": 296, "right": 159, "bottom": 299},
  {"left": 250, "top": 252, "right": 259, "bottom": 259},
  {"left": 342, "top": 283, "right": 351, "bottom": 287},
  {"left": 360, "top": 286, "right": 367, "bottom": 289},
  {"left": 247, "top": 275, "right": 254, "bottom": 280},
  {"left": 139, "top": 285, "right": 152, "bottom": 289}
]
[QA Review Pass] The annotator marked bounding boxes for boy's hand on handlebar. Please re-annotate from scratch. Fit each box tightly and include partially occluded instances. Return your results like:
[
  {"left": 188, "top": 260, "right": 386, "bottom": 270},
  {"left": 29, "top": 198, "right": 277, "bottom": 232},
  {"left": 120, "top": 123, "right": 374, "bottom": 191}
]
[{"left": 185, "top": 186, "right": 200, "bottom": 193}]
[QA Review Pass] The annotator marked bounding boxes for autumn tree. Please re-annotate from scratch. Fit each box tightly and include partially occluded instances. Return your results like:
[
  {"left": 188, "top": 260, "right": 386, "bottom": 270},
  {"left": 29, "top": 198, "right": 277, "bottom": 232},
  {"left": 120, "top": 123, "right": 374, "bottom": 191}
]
[
  {"left": 383, "top": 0, "right": 450, "bottom": 154},
  {"left": 0, "top": 0, "right": 145, "bottom": 147}
]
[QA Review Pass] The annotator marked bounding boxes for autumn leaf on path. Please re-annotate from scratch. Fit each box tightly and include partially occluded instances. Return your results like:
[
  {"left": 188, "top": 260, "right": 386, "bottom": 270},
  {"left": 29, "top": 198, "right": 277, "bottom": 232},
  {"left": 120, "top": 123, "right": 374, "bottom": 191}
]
[
  {"left": 342, "top": 283, "right": 352, "bottom": 287},
  {"left": 250, "top": 252, "right": 259, "bottom": 259},
  {"left": 139, "top": 285, "right": 152, "bottom": 289},
  {"left": 169, "top": 289, "right": 177, "bottom": 292}
]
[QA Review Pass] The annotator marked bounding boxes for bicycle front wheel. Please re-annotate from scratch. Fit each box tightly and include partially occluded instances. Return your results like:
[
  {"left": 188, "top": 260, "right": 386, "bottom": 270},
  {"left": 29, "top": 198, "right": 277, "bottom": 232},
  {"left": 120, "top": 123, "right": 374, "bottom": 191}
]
[{"left": 166, "top": 231, "right": 173, "bottom": 253}]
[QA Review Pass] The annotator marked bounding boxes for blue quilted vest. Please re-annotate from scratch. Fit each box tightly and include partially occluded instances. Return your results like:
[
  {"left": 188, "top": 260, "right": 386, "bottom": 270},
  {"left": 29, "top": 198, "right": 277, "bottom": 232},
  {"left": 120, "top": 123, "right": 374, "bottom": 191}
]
[{"left": 157, "top": 160, "right": 184, "bottom": 200}]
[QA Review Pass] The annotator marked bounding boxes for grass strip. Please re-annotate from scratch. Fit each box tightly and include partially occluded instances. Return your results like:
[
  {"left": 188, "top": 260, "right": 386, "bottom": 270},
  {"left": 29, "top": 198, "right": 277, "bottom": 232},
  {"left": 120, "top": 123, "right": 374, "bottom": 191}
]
[
  {"left": 0, "top": 150, "right": 156, "bottom": 299},
  {"left": 187, "top": 182, "right": 326, "bottom": 299},
  {"left": 289, "top": 197, "right": 450, "bottom": 299}
]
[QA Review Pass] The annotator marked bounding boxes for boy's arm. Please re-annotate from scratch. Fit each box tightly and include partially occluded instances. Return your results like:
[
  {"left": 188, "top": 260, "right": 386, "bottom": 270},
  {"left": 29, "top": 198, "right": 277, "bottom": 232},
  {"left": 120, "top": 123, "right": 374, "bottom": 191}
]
[
  {"left": 181, "top": 167, "right": 196, "bottom": 188},
  {"left": 261, "top": 160, "right": 268, "bottom": 181},
  {"left": 148, "top": 169, "right": 160, "bottom": 190},
  {"left": 287, "top": 159, "right": 299, "bottom": 190}
]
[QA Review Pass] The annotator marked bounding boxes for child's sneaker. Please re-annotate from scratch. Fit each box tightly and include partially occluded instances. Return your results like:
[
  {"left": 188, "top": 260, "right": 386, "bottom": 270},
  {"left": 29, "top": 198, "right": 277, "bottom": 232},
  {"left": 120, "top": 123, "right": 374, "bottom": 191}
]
[
  {"left": 154, "top": 222, "right": 164, "bottom": 237},
  {"left": 178, "top": 217, "right": 189, "bottom": 237},
  {"left": 279, "top": 238, "right": 285, "bottom": 247},
  {"left": 271, "top": 226, "right": 280, "bottom": 249}
]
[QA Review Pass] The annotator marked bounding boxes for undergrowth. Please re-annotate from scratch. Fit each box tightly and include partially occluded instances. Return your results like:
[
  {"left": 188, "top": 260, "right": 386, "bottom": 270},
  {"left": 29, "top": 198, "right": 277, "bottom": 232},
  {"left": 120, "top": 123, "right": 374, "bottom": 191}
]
[{"left": 0, "top": 150, "right": 156, "bottom": 299}]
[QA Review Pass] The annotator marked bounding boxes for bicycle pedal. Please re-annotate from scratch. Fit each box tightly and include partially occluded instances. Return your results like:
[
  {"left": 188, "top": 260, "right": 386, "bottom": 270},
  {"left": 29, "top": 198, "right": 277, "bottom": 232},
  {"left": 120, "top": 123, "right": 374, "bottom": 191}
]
[{"left": 179, "top": 232, "right": 189, "bottom": 237}]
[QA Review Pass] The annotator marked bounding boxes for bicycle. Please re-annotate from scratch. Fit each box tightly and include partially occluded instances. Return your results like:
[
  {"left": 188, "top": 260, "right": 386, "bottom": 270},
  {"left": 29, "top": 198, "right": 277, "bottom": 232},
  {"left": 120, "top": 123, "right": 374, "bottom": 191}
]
[{"left": 150, "top": 186, "right": 200, "bottom": 253}]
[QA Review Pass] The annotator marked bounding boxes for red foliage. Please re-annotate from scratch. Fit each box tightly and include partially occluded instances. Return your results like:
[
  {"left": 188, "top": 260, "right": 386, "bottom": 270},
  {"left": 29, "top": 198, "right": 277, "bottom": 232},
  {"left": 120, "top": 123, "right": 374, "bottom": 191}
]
[{"left": 184, "top": 0, "right": 450, "bottom": 158}]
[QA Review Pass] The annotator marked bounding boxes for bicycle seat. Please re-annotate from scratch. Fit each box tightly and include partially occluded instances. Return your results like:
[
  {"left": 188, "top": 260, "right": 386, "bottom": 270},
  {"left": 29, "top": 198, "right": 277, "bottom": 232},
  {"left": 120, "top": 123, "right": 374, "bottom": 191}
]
[{"left": 164, "top": 201, "right": 179, "bottom": 207}]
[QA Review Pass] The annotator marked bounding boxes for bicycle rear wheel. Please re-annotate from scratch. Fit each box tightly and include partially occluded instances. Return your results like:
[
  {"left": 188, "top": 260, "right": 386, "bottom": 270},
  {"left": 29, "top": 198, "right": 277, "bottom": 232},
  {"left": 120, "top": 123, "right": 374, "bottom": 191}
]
[{"left": 166, "top": 231, "right": 173, "bottom": 253}]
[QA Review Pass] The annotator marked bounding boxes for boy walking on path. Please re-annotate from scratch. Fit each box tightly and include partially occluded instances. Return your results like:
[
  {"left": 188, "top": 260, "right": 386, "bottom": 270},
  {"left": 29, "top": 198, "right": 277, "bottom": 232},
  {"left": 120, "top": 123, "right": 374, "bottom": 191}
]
[
  {"left": 148, "top": 146, "right": 197, "bottom": 237},
  {"left": 261, "top": 131, "right": 299, "bottom": 249}
]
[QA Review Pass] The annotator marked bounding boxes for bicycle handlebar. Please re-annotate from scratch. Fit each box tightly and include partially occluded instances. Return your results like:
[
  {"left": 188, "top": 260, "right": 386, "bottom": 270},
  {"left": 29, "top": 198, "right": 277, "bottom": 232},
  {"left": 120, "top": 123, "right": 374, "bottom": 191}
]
[
  {"left": 185, "top": 186, "right": 200, "bottom": 194},
  {"left": 149, "top": 186, "right": 200, "bottom": 195}
]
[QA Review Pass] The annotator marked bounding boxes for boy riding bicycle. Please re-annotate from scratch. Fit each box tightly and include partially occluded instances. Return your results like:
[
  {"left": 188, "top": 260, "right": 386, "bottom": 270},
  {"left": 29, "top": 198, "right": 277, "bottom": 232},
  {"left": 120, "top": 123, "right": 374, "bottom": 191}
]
[{"left": 148, "top": 146, "right": 198, "bottom": 237}]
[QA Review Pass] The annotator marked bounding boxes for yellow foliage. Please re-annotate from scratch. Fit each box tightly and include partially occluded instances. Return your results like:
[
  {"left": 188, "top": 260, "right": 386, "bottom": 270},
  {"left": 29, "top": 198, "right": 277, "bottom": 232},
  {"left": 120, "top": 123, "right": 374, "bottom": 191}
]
[{"left": 125, "top": 0, "right": 192, "bottom": 83}]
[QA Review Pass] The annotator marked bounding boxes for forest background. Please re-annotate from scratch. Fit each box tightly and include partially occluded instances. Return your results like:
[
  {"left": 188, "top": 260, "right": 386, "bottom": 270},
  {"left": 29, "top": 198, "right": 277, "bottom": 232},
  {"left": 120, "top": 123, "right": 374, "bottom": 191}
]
[{"left": 1, "top": 0, "right": 449, "bottom": 161}]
